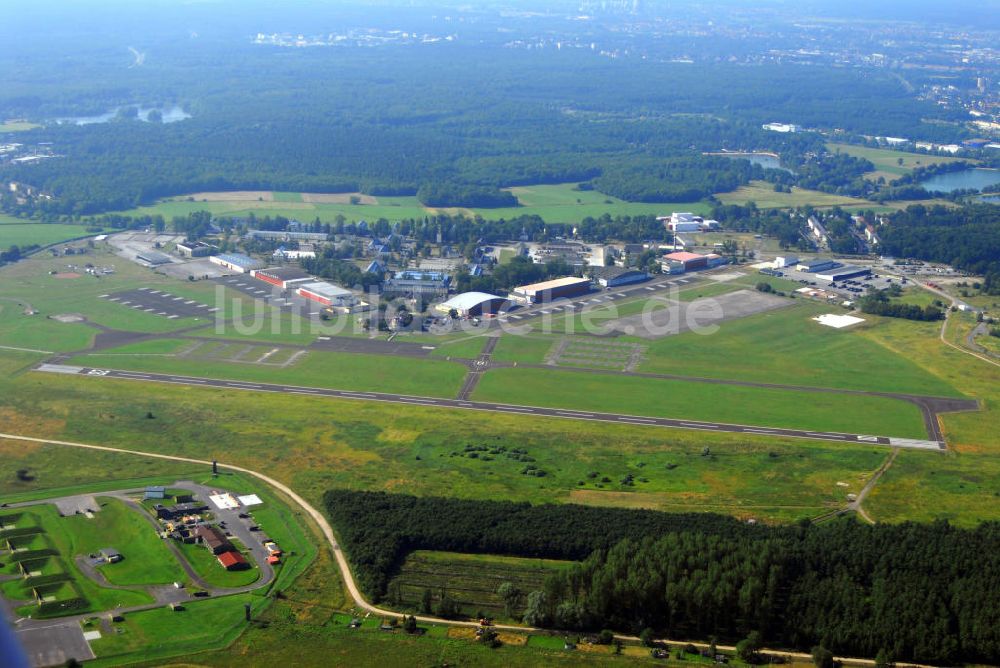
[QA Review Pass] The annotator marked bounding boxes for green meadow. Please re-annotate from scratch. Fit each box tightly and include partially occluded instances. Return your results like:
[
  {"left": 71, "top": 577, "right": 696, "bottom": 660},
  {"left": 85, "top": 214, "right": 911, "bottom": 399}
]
[
  {"left": 0, "top": 223, "right": 104, "bottom": 247},
  {"left": 471, "top": 366, "right": 928, "bottom": 439}
]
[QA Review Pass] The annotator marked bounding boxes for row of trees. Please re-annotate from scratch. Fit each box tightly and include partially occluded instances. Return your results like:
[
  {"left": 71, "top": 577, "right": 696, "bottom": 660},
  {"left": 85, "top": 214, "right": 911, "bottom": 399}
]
[
  {"left": 858, "top": 290, "right": 944, "bottom": 321},
  {"left": 323, "top": 490, "right": 1000, "bottom": 665},
  {"left": 879, "top": 204, "right": 1000, "bottom": 279}
]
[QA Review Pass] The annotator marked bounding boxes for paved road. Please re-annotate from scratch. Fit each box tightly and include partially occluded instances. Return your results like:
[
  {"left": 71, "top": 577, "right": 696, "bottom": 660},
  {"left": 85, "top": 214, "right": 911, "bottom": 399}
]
[{"left": 34, "top": 363, "right": 946, "bottom": 449}]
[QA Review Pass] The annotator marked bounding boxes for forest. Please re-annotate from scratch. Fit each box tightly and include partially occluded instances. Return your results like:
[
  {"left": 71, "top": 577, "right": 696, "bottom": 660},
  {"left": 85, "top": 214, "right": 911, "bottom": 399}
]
[
  {"left": 0, "top": 29, "right": 963, "bottom": 216},
  {"left": 879, "top": 204, "right": 1000, "bottom": 279},
  {"left": 323, "top": 490, "right": 1000, "bottom": 665}
]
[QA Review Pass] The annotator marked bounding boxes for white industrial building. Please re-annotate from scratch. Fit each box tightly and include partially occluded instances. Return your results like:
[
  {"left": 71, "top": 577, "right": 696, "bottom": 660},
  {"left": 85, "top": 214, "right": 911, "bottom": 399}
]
[
  {"left": 434, "top": 292, "right": 507, "bottom": 317},
  {"left": 211, "top": 253, "right": 265, "bottom": 273}
]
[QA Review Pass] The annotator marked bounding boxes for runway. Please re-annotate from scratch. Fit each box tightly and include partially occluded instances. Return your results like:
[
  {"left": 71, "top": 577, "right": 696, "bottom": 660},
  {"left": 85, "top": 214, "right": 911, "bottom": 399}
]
[{"left": 35, "top": 363, "right": 946, "bottom": 450}]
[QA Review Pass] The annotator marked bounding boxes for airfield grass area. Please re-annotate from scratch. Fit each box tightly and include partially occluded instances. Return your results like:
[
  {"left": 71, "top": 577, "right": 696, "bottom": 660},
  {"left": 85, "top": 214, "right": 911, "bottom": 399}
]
[
  {"left": 0, "top": 223, "right": 104, "bottom": 248},
  {"left": 471, "top": 366, "right": 927, "bottom": 438},
  {"left": 0, "top": 353, "right": 888, "bottom": 521},
  {"left": 386, "top": 551, "right": 573, "bottom": 621},
  {"left": 71, "top": 344, "right": 469, "bottom": 398}
]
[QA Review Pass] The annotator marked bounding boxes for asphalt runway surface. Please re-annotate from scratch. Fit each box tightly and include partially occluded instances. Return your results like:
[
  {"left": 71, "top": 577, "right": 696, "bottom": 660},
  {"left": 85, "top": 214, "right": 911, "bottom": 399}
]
[
  {"left": 102, "top": 288, "right": 217, "bottom": 319},
  {"left": 310, "top": 335, "right": 435, "bottom": 356},
  {"left": 36, "top": 363, "right": 947, "bottom": 450}
]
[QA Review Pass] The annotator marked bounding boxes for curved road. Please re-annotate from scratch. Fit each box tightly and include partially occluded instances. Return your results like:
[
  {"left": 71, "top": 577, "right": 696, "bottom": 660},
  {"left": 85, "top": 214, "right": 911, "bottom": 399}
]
[{"left": 0, "top": 430, "right": 935, "bottom": 667}]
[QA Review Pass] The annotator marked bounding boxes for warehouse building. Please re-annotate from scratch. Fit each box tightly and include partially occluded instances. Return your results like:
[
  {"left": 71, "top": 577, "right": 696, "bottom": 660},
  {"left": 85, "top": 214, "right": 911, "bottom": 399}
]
[
  {"left": 815, "top": 265, "right": 872, "bottom": 282},
  {"left": 248, "top": 229, "right": 329, "bottom": 242},
  {"left": 297, "top": 281, "right": 356, "bottom": 308},
  {"left": 664, "top": 251, "right": 708, "bottom": 272},
  {"left": 384, "top": 270, "right": 451, "bottom": 297},
  {"left": 797, "top": 258, "right": 840, "bottom": 273},
  {"left": 211, "top": 253, "right": 265, "bottom": 274},
  {"left": 435, "top": 292, "right": 507, "bottom": 317},
  {"left": 590, "top": 266, "right": 651, "bottom": 288},
  {"left": 176, "top": 241, "right": 217, "bottom": 258},
  {"left": 774, "top": 255, "right": 799, "bottom": 268},
  {"left": 136, "top": 250, "right": 173, "bottom": 266},
  {"left": 510, "top": 276, "right": 591, "bottom": 305},
  {"left": 251, "top": 266, "right": 314, "bottom": 290}
]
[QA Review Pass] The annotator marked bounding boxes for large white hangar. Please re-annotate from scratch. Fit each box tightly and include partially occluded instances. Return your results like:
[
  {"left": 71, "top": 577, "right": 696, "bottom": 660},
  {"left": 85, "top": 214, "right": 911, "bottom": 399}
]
[{"left": 435, "top": 292, "right": 507, "bottom": 317}]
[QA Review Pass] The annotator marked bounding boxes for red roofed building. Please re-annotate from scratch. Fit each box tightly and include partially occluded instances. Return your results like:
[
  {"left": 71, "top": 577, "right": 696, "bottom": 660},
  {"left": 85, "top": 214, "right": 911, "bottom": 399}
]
[
  {"left": 217, "top": 551, "right": 250, "bottom": 571},
  {"left": 663, "top": 252, "right": 708, "bottom": 271}
]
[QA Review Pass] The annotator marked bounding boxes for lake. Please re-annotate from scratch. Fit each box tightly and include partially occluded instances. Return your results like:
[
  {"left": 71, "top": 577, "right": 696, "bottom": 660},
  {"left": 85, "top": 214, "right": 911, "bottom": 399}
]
[
  {"left": 54, "top": 105, "right": 191, "bottom": 125},
  {"left": 716, "top": 152, "right": 794, "bottom": 173},
  {"left": 919, "top": 168, "right": 1000, "bottom": 193}
]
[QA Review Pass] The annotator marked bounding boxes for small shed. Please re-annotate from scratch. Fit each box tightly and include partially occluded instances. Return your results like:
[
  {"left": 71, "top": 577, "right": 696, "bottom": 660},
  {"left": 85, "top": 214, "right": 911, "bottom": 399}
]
[
  {"left": 100, "top": 548, "right": 123, "bottom": 564},
  {"left": 143, "top": 486, "right": 166, "bottom": 501}
]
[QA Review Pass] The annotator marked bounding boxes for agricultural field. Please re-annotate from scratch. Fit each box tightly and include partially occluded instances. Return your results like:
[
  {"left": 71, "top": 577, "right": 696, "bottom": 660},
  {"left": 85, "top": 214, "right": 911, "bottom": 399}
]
[
  {"left": 827, "top": 142, "right": 973, "bottom": 182},
  {"left": 715, "top": 180, "right": 872, "bottom": 209},
  {"left": 0, "top": 223, "right": 104, "bottom": 248},
  {"left": 385, "top": 551, "right": 573, "bottom": 620}
]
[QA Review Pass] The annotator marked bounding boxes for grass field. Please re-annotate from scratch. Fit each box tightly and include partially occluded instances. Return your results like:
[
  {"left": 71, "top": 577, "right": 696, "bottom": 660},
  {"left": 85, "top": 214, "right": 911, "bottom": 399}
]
[
  {"left": 472, "top": 367, "right": 927, "bottom": 438},
  {"left": 111, "top": 183, "right": 709, "bottom": 226},
  {"left": 71, "top": 344, "right": 469, "bottom": 398},
  {"left": 716, "top": 181, "right": 872, "bottom": 209},
  {"left": 0, "top": 501, "right": 157, "bottom": 616},
  {"left": 827, "top": 142, "right": 973, "bottom": 182},
  {"left": 0, "top": 121, "right": 41, "bottom": 132},
  {"left": 0, "top": 352, "right": 892, "bottom": 522},
  {"left": 0, "top": 223, "right": 104, "bottom": 248},
  {"left": 386, "top": 551, "right": 573, "bottom": 621},
  {"left": 175, "top": 540, "right": 261, "bottom": 588}
]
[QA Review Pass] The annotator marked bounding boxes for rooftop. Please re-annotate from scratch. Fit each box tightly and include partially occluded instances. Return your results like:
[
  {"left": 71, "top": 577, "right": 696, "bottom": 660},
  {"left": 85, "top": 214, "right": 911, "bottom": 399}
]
[
  {"left": 438, "top": 291, "right": 504, "bottom": 310},
  {"left": 298, "top": 281, "right": 352, "bottom": 298},
  {"left": 255, "top": 266, "right": 312, "bottom": 280},
  {"left": 513, "top": 276, "right": 591, "bottom": 294},
  {"left": 664, "top": 252, "right": 705, "bottom": 262}
]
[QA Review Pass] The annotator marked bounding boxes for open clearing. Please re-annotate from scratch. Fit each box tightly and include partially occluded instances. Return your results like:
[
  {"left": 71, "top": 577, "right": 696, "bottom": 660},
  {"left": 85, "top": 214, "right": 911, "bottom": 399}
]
[
  {"left": 827, "top": 142, "right": 973, "bottom": 180},
  {"left": 386, "top": 551, "right": 572, "bottom": 621},
  {"left": 0, "top": 223, "right": 104, "bottom": 247},
  {"left": 716, "top": 180, "right": 872, "bottom": 209}
]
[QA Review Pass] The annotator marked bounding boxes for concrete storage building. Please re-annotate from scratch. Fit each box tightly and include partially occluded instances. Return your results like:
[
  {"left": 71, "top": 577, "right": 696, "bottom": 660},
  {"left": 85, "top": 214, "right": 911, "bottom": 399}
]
[
  {"left": 590, "top": 266, "right": 651, "bottom": 288},
  {"left": 774, "top": 255, "right": 799, "bottom": 268},
  {"left": 664, "top": 251, "right": 708, "bottom": 271},
  {"left": 211, "top": 253, "right": 266, "bottom": 274},
  {"left": 435, "top": 292, "right": 507, "bottom": 317},
  {"left": 510, "top": 276, "right": 591, "bottom": 304},
  {"left": 136, "top": 250, "right": 173, "bottom": 266},
  {"left": 815, "top": 265, "right": 872, "bottom": 282},
  {"left": 176, "top": 241, "right": 217, "bottom": 258},
  {"left": 384, "top": 270, "right": 451, "bottom": 296},
  {"left": 251, "top": 266, "right": 314, "bottom": 289},
  {"left": 297, "top": 281, "right": 356, "bottom": 308},
  {"left": 797, "top": 258, "right": 840, "bottom": 273}
]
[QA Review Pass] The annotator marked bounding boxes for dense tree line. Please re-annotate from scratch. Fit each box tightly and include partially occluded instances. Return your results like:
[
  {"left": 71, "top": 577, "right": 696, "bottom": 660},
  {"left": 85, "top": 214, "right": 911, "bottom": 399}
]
[
  {"left": 323, "top": 489, "right": 1000, "bottom": 665},
  {"left": 456, "top": 255, "right": 576, "bottom": 293},
  {"left": 301, "top": 253, "right": 382, "bottom": 289},
  {"left": 416, "top": 183, "right": 518, "bottom": 208},
  {"left": 322, "top": 489, "right": 759, "bottom": 601},
  {"left": 879, "top": 204, "right": 1000, "bottom": 279},
  {"left": 858, "top": 290, "right": 944, "bottom": 321}
]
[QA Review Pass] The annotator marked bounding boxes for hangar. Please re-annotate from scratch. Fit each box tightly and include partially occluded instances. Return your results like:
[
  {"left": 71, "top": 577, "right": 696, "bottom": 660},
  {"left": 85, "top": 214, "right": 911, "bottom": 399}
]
[
  {"left": 251, "top": 266, "right": 314, "bottom": 290},
  {"left": 297, "top": 281, "right": 356, "bottom": 308},
  {"left": 815, "top": 265, "right": 872, "bottom": 282},
  {"left": 435, "top": 291, "right": 507, "bottom": 317},
  {"left": 211, "top": 253, "right": 265, "bottom": 274},
  {"left": 136, "top": 250, "right": 172, "bottom": 266},
  {"left": 664, "top": 252, "right": 708, "bottom": 272},
  {"left": 590, "top": 266, "right": 650, "bottom": 288},
  {"left": 509, "top": 276, "right": 591, "bottom": 305}
]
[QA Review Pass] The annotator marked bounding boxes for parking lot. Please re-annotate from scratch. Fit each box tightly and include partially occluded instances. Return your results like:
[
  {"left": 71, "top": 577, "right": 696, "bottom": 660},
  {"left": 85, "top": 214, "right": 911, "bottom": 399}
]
[
  {"left": 102, "top": 288, "right": 217, "bottom": 319},
  {"left": 215, "top": 275, "right": 331, "bottom": 319},
  {"left": 765, "top": 264, "right": 902, "bottom": 298}
]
